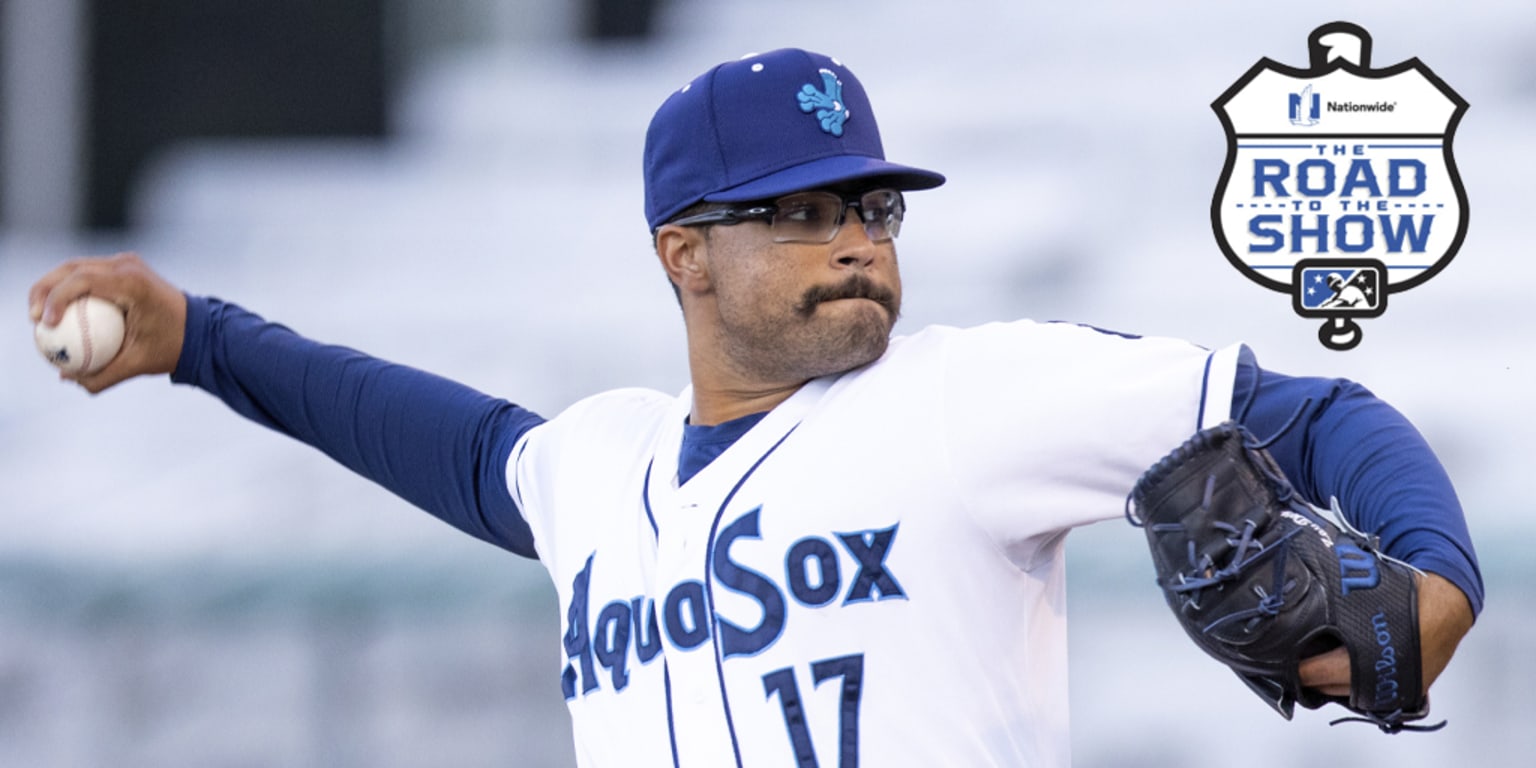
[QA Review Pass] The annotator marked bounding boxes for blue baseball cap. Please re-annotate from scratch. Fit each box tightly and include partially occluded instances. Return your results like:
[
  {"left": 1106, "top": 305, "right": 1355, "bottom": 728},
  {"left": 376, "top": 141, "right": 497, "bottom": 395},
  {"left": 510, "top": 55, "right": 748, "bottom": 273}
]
[{"left": 644, "top": 48, "right": 946, "bottom": 231}]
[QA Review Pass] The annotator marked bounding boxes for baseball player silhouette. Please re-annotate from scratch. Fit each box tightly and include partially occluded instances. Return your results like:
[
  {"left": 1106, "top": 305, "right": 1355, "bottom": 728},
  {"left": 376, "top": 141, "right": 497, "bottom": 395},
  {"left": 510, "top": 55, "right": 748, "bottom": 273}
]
[
  {"left": 1320, "top": 272, "right": 1371, "bottom": 308},
  {"left": 28, "top": 49, "right": 1480, "bottom": 766}
]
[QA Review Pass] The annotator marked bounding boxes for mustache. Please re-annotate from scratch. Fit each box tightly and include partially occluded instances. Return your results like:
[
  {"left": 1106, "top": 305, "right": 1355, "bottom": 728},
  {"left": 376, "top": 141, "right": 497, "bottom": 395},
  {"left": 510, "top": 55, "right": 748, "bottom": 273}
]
[{"left": 794, "top": 275, "right": 898, "bottom": 319}]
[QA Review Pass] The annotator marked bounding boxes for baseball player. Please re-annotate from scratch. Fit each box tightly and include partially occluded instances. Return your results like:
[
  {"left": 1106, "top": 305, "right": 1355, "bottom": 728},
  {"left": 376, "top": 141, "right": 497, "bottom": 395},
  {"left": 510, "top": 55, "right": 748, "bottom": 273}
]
[
  {"left": 1320, "top": 272, "right": 1371, "bottom": 308},
  {"left": 29, "top": 49, "right": 1480, "bottom": 766}
]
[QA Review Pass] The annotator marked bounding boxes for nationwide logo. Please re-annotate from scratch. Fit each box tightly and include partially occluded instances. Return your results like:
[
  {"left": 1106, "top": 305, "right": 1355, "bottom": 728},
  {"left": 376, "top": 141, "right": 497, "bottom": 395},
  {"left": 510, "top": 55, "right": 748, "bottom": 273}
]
[
  {"left": 1211, "top": 22, "right": 1468, "bottom": 350},
  {"left": 1289, "top": 85, "right": 1320, "bottom": 126}
]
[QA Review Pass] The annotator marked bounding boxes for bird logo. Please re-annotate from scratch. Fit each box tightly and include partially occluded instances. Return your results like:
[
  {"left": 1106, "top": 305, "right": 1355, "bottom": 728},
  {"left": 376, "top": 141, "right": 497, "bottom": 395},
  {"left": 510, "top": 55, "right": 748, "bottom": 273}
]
[{"left": 798, "top": 69, "right": 850, "bottom": 137}]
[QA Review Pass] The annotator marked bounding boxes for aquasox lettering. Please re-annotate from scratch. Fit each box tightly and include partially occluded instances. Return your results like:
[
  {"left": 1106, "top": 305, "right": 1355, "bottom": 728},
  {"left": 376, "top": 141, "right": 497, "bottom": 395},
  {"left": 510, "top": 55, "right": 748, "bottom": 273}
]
[{"left": 561, "top": 506, "right": 905, "bottom": 699}]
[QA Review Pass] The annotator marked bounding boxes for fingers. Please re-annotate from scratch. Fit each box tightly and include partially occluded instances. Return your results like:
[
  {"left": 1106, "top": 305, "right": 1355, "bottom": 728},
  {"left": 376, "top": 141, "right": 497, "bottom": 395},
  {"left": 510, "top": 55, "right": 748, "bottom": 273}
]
[
  {"left": 27, "top": 252, "right": 188, "bottom": 394},
  {"left": 29, "top": 256, "right": 95, "bottom": 326},
  {"left": 1295, "top": 572, "right": 1474, "bottom": 702},
  {"left": 30, "top": 252, "right": 140, "bottom": 326},
  {"left": 1297, "top": 646, "right": 1352, "bottom": 697},
  {"left": 70, "top": 349, "right": 139, "bottom": 394}
]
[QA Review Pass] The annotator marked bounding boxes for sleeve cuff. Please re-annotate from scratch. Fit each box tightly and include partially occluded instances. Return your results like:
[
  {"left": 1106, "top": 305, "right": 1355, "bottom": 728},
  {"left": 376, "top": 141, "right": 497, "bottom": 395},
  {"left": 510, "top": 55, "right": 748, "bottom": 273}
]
[{"left": 170, "top": 292, "right": 211, "bottom": 386}]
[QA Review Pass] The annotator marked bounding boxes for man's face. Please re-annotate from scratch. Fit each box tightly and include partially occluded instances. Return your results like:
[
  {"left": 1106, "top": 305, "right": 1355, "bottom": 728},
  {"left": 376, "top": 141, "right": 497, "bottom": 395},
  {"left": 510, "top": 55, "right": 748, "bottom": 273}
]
[{"left": 698, "top": 189, "right": 904, "bottom": 385}]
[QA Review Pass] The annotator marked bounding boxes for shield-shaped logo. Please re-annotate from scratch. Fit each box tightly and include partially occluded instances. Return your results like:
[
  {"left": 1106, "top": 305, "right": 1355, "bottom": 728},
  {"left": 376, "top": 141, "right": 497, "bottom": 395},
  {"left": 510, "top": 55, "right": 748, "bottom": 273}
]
[{"left": 1211, "top": 22, "right": 1468, "bottom": 350}]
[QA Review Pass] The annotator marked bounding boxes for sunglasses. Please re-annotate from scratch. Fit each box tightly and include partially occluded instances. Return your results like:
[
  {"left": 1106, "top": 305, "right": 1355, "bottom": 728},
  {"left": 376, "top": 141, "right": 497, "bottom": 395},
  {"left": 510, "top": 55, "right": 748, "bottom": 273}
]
[{"left": 668, "top": 188, "right": 906, "bottom": 244}]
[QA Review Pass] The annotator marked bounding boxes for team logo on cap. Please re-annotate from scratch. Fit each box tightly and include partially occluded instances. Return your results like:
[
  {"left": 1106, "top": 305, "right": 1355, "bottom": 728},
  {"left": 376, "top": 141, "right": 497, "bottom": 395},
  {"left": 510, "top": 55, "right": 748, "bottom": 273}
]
[
  {"left": 1211, "top": 22, "right": 1468, "bottom": 350},
  {"left": 798, "top": 69, "right": 850, "bottom": 136}
]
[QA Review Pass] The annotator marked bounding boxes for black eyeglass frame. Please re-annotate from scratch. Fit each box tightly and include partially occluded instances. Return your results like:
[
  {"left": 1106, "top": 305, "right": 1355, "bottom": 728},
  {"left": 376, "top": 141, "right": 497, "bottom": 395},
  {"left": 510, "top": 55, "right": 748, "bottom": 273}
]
[{"left": 665, "top": 188, "right": 906, "bottom": 243}]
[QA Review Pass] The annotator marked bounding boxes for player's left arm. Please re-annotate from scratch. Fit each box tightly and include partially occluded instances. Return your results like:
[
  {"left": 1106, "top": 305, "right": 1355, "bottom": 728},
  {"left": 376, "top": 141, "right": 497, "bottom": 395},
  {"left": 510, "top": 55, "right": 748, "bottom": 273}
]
[{"left": 1231, "top": 350, "right": 1482, "bottom": 696}]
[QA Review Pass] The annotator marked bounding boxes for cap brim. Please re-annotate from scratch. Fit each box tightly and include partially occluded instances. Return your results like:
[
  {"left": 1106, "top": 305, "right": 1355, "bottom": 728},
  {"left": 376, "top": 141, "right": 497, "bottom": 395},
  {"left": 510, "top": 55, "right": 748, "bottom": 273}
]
[{"left": 703, "top": 155, "right": 945, "bottom": 204}]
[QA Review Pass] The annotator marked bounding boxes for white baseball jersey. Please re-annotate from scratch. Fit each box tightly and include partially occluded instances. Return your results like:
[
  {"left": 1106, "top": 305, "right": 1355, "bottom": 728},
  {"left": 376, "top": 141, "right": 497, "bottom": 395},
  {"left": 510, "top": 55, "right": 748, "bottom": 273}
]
[{"left": 509, "top": 320, "right": 1242, "bottom": 767}]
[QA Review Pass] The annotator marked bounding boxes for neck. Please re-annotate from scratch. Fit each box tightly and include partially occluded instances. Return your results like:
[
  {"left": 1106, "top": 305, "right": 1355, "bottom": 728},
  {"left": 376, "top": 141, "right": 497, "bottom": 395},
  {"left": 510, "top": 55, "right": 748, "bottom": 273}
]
[
  {"left": 688, "top": 376, "right": 805, "bottom": 427},
  {"left": 687, "top": 346, "right": 808, "bottom": 426}
]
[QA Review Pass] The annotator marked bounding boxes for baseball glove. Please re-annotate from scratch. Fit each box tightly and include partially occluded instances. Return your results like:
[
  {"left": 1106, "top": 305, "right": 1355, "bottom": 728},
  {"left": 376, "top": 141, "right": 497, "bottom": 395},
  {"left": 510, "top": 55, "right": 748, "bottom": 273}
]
[{"left": 1125, "top": 421, "right": 1439, "bottom": 733}]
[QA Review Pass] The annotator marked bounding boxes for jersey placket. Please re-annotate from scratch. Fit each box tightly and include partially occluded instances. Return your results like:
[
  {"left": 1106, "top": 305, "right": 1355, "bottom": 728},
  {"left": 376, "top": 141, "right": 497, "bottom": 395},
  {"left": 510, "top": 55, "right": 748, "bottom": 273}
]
[{"left": 642, "top": 380, "right": 829, "bottom": 767}]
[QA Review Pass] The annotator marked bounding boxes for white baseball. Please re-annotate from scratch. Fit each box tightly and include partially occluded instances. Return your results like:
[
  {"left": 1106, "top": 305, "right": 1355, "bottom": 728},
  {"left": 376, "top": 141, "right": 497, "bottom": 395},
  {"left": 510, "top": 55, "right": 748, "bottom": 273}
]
[{"left": 34, "top": 295, "right": 126, "bottom": 375}]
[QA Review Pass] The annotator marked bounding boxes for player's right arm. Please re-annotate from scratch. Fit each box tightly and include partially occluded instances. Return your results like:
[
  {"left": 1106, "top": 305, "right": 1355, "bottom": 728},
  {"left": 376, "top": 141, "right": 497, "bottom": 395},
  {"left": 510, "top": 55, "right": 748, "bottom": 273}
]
[
  {"left": 29, "top": 252, "right": 187, "bottom": 393},
  {"left": 27, "top": 253, "right": 545, "bottom": 558}
]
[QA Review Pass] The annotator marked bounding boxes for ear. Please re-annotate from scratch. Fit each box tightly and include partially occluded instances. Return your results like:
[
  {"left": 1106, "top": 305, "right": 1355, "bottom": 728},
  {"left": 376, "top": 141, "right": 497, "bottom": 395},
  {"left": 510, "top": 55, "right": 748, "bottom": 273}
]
[{"left": 655, "top": 224, "right": 712, "bottom": 296}]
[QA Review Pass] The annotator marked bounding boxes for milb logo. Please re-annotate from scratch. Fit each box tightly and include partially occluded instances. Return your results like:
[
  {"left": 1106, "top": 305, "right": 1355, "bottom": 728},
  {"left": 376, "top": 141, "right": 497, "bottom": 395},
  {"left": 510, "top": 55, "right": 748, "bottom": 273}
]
[
  {"left": 1211, "top": 22, "right": 1467, "bottom": 350},
  {"left": 1296, "top": 261, "right": 1383, "bottom": 315}
]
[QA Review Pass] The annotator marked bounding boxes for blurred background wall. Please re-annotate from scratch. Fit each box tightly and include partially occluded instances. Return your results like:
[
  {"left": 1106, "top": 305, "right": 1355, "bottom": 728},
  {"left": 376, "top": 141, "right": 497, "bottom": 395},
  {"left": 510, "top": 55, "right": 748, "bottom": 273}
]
[
  {"left": 1, "top": 1, "right": 1532, "bottom": 766},
  {"left": 2, "top": 0, "right": 662, "bottom": 234}
]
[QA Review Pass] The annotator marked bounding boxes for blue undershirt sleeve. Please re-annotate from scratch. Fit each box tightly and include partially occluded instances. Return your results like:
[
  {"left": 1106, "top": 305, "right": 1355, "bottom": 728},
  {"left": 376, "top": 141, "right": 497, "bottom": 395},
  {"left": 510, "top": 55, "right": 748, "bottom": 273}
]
[
  {"left": 171, "top": 295, "right": 545, "bottom": 559},
  {"left": 1230, "top": 349, "right": 1483, "bottom": 617}
]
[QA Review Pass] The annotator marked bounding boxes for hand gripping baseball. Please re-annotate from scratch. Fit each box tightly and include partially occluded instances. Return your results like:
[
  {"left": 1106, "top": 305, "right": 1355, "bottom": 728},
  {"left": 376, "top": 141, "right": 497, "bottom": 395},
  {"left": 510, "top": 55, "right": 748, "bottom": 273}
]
[
  {"left": 1126, "top": 421, "right": 1440, "bottom": 733},
  {"left": 28, "top": 253, "right": 188, "bottom": 394}
]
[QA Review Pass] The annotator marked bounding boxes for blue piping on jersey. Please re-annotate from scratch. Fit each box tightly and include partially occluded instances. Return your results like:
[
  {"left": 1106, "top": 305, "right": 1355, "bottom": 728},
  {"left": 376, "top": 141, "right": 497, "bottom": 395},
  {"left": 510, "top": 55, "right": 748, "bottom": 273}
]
[
  {"left": 702, "top": 424, "right": 802, "bottom": 768},
  {"left": 643, "top": 463, "right": 675, "bottom": 765},
  {"left": 1197, "top": 351, "right": 1215, "bottom": 431},
  {"left": 643, "top": 460, "right": 660, "bottom": 537},
  {"left": 1232, "top": 346, "right": 1262, "bottom": 423},
  {"left": 1043, "top": 319, "right": 1143, "bottom": 340},
  {"left": 664, "top": 660, "right": 680, "bottom": 768}
]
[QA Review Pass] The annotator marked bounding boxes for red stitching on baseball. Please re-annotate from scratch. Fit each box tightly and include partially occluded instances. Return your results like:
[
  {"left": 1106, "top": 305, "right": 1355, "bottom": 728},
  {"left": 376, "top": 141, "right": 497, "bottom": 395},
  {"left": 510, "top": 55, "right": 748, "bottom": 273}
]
[{"left": 77, "top": 297, "right": 94, "bottom": 373}]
